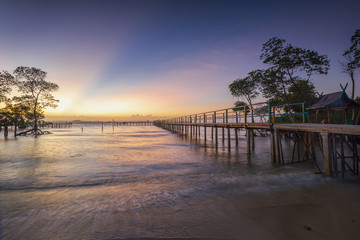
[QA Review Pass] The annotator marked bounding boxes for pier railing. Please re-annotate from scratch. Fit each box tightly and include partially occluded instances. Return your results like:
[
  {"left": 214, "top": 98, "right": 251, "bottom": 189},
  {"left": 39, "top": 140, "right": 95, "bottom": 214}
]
[{"left": 158, "top": 101, "right": 308, "bottom": 127}]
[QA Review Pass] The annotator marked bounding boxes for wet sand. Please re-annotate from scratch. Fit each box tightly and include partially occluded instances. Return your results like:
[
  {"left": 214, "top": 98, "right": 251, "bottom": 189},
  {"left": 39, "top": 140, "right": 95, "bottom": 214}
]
[
  {"left": 107, "top": 179, "right": 360, "bottom": 240},
  {"left": 2, "top": 175, "right": 360, "bottom": 240}
]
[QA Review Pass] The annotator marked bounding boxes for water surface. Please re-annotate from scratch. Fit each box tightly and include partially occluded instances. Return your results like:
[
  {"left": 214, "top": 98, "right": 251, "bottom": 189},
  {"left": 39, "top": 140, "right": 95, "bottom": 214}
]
[{"left": 0, "top": 125, "right": 337, "bottom": 239}]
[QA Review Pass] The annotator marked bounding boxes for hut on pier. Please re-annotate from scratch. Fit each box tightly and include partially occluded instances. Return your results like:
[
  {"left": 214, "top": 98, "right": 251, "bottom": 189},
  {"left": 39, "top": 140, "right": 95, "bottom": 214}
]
[{"left": 307, "top": 84, "right": 360, "bottom": 123}]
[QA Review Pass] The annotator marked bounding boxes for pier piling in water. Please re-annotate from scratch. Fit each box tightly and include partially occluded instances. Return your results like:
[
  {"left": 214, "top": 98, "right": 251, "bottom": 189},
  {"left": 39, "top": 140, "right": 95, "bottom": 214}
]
[{"left": 154, "top": 102, "right": 360, "bottom": 178}]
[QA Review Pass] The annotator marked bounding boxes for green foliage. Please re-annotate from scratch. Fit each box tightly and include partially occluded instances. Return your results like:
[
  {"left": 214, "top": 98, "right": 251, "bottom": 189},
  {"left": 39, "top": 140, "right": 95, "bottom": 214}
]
[
  {"left": 344, "top": 29, "right": 360, "bottom": 69},
  {"left": 232, "top": 100, "right": 247, "bottom": 112},
  {"left": 259, "top": 68, "right": 288, "bottom": 102},
  {"left": 342, "top": 29, "right": 360, "bottom": 100},
  {"left": 0, "top": 71, "right": 16, "bottom": 102},
  {"left": 229, "top": 70, "right": 262, "bottom": 107},
  {"left": 260, "top": 37, "right": 329, "bottom": 104},
  {"left": 287, "top": 80, "right": 317, "bottom": 111}
]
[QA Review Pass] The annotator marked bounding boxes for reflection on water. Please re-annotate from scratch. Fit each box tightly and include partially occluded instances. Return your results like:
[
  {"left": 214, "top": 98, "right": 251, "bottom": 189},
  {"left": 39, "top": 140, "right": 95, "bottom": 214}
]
[{"left": 0, "top": 125, "right": 326, "bottom": 239}]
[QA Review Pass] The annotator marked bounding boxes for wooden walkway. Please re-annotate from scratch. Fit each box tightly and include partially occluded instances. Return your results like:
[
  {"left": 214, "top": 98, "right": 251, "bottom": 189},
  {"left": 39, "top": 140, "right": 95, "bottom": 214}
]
[{"left": 112, "top": 121, "right": 153, "bottom": 126}]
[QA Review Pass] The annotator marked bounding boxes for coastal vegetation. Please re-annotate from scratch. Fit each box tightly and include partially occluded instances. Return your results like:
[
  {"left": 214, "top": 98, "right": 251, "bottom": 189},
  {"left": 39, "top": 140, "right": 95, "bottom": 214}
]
[
  {"left": 0, "top": 67, "right": 59, "bottom": 137},
  {"left": 230, "top": 29, "right": 360, "bottom": 123}
]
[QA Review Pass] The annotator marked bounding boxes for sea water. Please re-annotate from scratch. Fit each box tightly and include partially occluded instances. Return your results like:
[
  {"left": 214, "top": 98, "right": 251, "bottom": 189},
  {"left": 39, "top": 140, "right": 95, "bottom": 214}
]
[{"left": 0, "top": 124, "right": 331, "bottom": 239}]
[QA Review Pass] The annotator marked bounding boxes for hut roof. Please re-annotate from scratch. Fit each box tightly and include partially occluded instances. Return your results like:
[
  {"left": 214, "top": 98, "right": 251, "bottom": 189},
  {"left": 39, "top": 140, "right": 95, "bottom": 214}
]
[{"left": 308, "top": 90, "right": 360, "bottom": 110}]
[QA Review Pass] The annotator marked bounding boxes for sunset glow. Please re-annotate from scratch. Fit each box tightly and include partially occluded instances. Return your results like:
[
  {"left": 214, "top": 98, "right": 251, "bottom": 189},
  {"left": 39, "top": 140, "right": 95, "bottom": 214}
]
[{"left": 1, "top": 0, "right": 359, "bottom": 121}]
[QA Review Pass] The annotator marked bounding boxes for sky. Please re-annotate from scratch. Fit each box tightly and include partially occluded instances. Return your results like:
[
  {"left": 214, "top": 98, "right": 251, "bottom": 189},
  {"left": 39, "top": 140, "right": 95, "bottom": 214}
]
[{"left": 1, "top": 0, "right": 359, "bottom": 121}]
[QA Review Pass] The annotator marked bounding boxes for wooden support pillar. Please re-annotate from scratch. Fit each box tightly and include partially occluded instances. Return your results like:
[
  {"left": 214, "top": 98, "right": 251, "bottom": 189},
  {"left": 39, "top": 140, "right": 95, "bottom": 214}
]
[
  {"left": 204, "top": 126, "right": 207, "bottom": 142},
  {"left": 251, "top": 129, "right": 255, "bottom": 150},
  {"left": 222, "top": 128, "right": 225, "bottom": 143},
  {"left": 332, "top": 134, "right": 338, "bottom": 177},
  {"left": 246, "top": 129, "right": 251, "bottom": 154},
  {"left": 270, "top": 130, "right": 276, "bottom": 162},
  {"left": 340, "top": 135, "right": 345, "bottom": 178},
  {"left": 235, "top": 128, "right": 238, "bottom": 146},
  {"left": 309, "top": 132, "right": 316, "bottom": 161},
  {"left": 273, "top": 128, "right": 280, "bottom": 163},
  {"left": 227, "top": 127, "right": 231, "bottom": 148},
  {"left": 215, "top": 127, "right": 218, "bottom": 146},
  {"left": 211, "top": 127, "right": 214, "bottom": 139},
  {"left": 195, "top": 125, "right": 198, "bottom": 140},
  {"left": 320, "top": 131, "right": 332, "bottom": 176}
]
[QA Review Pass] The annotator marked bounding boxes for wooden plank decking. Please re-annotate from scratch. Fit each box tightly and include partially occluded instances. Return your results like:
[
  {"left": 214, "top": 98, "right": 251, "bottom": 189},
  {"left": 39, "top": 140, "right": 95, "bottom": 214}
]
[{"left": 273, "top": 123, "right": 360, "bottom": 135}]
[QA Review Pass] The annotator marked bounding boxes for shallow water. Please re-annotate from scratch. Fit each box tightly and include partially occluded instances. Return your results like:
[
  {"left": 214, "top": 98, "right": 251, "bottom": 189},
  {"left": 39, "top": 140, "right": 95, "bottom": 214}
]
[{"left": 0, "top": 124, "right": 332, "bottom": 239}]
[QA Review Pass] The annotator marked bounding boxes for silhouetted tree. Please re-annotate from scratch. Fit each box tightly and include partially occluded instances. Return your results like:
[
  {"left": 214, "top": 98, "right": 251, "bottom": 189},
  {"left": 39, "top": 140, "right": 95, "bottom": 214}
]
[
  {"left": 260, "top": 37, "right": 329, "bottom": 104},
  {"left": 0, "top": 70, "right": 16, "bottom": 102},
  {"left": 14, "top": 67, "right": 59, "bottom": 136},
  {"left": 342, "top": 29, "right": 360, "bottom": 121},
  {"left": 229, "top": 70, "right": 262, "bottom": 108},
  {"left": 229, "top": 70, "right": 263, "bottom": 122},
  {"left": 343, "top": 29, "right": 359, "bottom": 99}
]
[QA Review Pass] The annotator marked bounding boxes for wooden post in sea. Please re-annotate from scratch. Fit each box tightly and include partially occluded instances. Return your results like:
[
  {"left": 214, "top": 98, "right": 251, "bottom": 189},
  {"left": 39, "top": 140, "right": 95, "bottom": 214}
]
[
  {"left": 320, "top": 131, "right": 332, "bottom": 176},
  {"left": 270, "top": 130, "right": 276, "bottom": 162},
  {"left": 195, "top": 115, "right": 198, "bottom": 140},
  {"left": 246, "top": 129, "right": 251, "bottom": 154},
  {"left": 215, "top": 127, "right": 218, "bottom": 146},
  {"left": 214, "top": 111, "right": 218, "bottom": 146},
  {"left": 222, "top": 113, "right": 225, "bottom": 143},
  {"left": 273, "top": 128, "right": 280, "bottom": 163},
  {"left": 235, "top": 128, "right": 238, "bottom": 146},
  {"left": 204, "top": 113, "right": 207, "bottom": 142},
  {"left": 226, "top": 109, "right": 230, "bottom": 148},
  {"left": 190, "top": 116, "right": 193, "bottom": 138},
  {"left": 251, "top": 129, "right": 255, "bottom": 150},
  {"left": 14, "top": 121, "right": 17, "bottom": 137}
]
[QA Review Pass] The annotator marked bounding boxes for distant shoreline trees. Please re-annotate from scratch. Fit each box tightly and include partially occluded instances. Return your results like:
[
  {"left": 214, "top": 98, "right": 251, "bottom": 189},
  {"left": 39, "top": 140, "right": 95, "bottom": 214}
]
[{"left": 0, "top": 66, "right": 59, "bottom": 137}]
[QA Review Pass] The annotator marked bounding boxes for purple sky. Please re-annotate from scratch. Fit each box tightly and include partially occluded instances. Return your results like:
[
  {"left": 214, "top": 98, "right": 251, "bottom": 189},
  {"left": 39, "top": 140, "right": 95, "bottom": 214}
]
[{"left": 0, "top": 0, "right": 359, "bottom": 120}]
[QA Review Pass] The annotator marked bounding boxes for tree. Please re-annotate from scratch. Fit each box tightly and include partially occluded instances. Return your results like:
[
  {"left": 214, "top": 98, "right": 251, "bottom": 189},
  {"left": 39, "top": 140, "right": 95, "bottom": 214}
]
[
  {"left": 260, "top": 37, "right": 329, "bottom": 104},
  {"left": 14, "top": 67, "right": 59, "bottom": 136},
  {"left": 229, "top": 70, "right": 262, "bottom": 122},
  {"left": 260, "top": 67, "right": 290, "bottom": 106},
  {"left": 341, "top": 55, "right": 357, "bottom": 101},
  {"left": 343, "top": 29, "right": 360, "bottom": 122},
  {"left": 344, "top": 29, "right": 360, "bottom": 67},
  {"left": 232, "top": 100, "right": 247, "bottom": 111},
  {"left": 229, "top": 70, "right": 262, "bottom": 110},
  {"left": 343, "top": 29, "right": 360, "bottom": 100},
  {"left": 0, "top": 71, "right": 16, "bottom": 102}
]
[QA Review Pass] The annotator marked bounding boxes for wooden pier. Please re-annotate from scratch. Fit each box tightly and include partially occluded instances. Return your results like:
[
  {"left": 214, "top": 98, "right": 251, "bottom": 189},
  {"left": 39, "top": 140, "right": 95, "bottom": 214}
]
[
  {"left": 154, "top": 102, "right": 360, "bottom": 177},
  {"left": 111, "top": 121, "right": 153, "bottom": 126},
  {"left": 273, "top": 123, "right": 360, "bottom": 177},
  {"left": 50, "top": 122, "right": 73, "bottom": 128}
]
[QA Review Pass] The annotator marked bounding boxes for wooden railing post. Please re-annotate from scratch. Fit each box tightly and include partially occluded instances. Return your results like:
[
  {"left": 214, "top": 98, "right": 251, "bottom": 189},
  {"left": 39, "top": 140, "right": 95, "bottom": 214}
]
[{"left": 302, "top": 103, "right": 306, "bottom": 123}]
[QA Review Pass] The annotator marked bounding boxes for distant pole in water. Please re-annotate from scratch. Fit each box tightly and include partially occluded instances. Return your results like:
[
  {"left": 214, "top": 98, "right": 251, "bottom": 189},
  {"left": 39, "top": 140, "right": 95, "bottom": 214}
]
[{"left": 81, "top": 127, "right": 83, "bottom": 132}]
